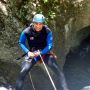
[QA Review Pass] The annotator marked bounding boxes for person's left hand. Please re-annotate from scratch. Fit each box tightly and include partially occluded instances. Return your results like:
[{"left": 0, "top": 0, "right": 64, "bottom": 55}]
[{"left": 33, "top": 50, "right": 41, "bottom": 57}]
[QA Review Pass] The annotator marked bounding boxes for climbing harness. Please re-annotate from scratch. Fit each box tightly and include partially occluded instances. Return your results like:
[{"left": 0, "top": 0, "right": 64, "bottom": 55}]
[
  {"left": 28, "top": 52, "right": 57, "bottom": 90},
  {"left": 15, "top": 51, "right": 57, "bottom": 90}
]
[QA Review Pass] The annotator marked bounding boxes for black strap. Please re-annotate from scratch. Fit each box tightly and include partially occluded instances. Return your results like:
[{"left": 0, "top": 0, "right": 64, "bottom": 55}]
[{"left": 16, "top": 53, "right": 27, "bottom": 60}]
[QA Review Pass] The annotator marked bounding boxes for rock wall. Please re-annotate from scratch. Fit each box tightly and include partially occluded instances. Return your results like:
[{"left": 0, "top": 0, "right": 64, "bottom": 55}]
[
  {"left": 0, "top": 0, "right": 90, "bottom": 89},
  {"left": 0, "top": 0, "right": 90, "bottom": 67},
  {"left": 64, "top": 0, "right": 90, "bottom": 55}
]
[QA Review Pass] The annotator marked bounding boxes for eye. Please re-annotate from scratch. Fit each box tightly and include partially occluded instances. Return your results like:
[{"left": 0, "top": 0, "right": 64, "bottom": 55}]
[{"left": 35, "top": 22, "right": 38, "bottom": 25}]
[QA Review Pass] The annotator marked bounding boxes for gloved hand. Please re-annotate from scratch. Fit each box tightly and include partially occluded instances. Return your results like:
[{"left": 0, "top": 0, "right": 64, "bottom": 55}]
[
  {"left": 33, "top": 50, "right": 41, "bottom": 57},
  {"left": 28, "top": 51, "right": 35, "bottom": 58},
  {"left": 28, "top": 50, "right": 40, "bottom": 57}
]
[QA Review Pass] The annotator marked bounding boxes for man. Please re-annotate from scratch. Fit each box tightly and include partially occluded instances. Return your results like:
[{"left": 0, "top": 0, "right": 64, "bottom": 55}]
[{"left": 15, "top": 14, "right": 69, "bottom": 90}]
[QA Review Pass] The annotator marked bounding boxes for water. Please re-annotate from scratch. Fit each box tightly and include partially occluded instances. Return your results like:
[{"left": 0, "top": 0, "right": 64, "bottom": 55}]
[{"left": 64, "top": 35, "right": 90, "bottom": 90}]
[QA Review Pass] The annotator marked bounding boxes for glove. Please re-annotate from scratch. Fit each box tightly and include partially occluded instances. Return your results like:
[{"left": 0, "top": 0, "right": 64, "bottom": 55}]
[
  {"left": 33, "top": 50, "right": 41, "bottom": 57},
  {"left": 28, "top": 51, "right": 35, "bottom": 58}
]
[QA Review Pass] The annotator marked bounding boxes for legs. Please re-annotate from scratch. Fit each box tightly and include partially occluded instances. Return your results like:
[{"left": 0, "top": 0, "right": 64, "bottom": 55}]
[
  {"left": 15, "top": 58, "right": 36, "bottom": 90},
  {"left": 15, "top": 54, "right": 69, "bottom": 90},
  {"left": 44, "top": 54, "right": 69, "bottom": 90}
]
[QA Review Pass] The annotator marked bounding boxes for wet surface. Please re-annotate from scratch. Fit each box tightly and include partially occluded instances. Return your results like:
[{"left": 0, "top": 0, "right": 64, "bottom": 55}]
[{"left": 64, "top": 36, "right": 90, "bottom": 90}]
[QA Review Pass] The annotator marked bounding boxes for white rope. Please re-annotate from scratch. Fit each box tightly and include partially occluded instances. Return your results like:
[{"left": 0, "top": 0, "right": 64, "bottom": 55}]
[
  {"left": 39, "top": 53, "right": 57, "bottom": 90},
  {"left": 29, "top": 72, "right": 36, "bottom": 90}
]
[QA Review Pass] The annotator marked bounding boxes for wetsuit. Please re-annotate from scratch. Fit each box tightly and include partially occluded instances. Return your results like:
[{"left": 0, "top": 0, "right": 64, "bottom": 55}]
[{"left": 15, "top": 25, "right": 69, "bottom": 90}]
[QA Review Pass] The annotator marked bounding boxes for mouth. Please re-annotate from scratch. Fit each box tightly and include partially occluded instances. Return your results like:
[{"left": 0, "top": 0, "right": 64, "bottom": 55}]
[{"left": 36, "top": 28, "right": 41, "bottom": 31}]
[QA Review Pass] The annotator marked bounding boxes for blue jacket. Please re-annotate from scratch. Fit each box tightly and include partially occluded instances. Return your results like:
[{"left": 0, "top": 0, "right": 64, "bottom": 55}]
[{"left": 19, "top": 25, "right": 53, "bottom": 55}]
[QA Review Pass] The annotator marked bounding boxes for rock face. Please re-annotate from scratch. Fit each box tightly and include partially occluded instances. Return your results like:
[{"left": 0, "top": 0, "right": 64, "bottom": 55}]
[
  {"left": 54, "top": 0, "right": 90, "bottom": 68},
  {"left": 0, "top": 0, "right": 90, "bottom": 90},
  {"left": 0, "top": 0, "right": 90, "bottom": 67},
  {"left": 64, "top": 0, "right": 90, "bottom": 55}
]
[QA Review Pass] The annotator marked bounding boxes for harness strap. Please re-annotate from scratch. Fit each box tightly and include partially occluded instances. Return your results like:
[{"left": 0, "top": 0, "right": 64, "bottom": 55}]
[{"left": 38, "top": 51, "right": 57, "bottom": 63}]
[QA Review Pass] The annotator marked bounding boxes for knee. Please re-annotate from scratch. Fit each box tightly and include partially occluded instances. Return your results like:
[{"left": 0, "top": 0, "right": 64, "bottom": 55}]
[
  {"left": 49, "top": 55, "right": 57, "bottom": 61},
  {"left": 19, "top": 67, "right": 29, "bottom": 79},
  {"left": 48, "top": 55, "right": 57, "bottom": 65}
]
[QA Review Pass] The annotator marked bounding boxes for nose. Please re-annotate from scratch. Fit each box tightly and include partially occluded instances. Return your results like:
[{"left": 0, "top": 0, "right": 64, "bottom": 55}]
[{"left": 36, "top": 24, "right": 41, "bottom": 28}]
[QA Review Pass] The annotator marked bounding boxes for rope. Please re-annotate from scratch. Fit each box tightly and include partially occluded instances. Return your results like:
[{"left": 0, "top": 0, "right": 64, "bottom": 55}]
[
  {"left": 29, "top": 72, "right": 36, "bottom": 90},
  {"left": 39, "top": 53, "right": 57, "bottom": 90}
]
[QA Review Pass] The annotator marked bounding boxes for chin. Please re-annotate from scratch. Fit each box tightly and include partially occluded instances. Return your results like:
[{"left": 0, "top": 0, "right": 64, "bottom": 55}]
[{"left": 36, "top": 29, "right": 42, "bottom": 32}]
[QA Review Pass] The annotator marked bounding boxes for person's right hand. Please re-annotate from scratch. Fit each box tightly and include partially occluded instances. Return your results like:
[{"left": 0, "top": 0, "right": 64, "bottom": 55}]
[{"left": 28, "top": 51, "right": 35, "bottom": 58}]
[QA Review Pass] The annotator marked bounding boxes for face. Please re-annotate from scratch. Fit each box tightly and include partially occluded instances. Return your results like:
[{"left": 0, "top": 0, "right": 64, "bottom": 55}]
[{"left": 33, "top": 22, "right": 44, "bottom": 32}]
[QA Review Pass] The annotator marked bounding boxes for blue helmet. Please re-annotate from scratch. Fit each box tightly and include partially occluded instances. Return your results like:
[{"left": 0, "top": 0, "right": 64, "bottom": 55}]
[{"left": 32, "top": 14, "right": 45, "bottom": 23}]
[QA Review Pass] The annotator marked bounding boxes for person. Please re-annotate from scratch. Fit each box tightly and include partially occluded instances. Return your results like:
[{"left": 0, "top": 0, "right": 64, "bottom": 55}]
[{"left": 15, "top": 14, "right": 69, "bottom": 90}]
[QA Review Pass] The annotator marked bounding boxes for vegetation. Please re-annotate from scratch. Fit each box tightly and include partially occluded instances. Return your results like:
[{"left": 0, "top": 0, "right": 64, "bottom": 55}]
[
  {"left": 5, "top": 0, "right": 85, "bottom": 26},
  {"left": 0, "top": 0, "right": 86, "bottom": 48}
]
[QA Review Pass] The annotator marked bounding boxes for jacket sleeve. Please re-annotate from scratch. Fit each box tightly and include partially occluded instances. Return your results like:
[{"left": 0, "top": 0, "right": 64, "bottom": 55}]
[
  {"left": 40, "top": 31, "right": 53, "bottom": 55},
  {"left": 19, "top": 31, "right": 29, "bottom": 53}
]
